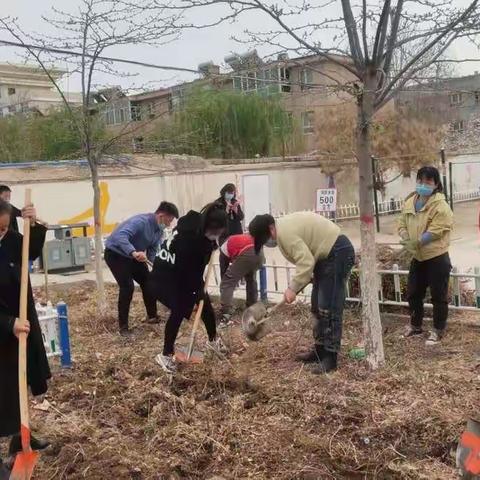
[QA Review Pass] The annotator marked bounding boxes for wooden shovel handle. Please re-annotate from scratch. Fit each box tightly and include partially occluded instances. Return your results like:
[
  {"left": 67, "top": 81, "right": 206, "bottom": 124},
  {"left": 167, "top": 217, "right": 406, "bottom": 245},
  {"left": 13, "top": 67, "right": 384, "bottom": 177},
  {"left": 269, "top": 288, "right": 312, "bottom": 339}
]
[
  {"left": 19, "top": 189, "right": 32, "bottom": 452},
  {"left": 186, "top": 254, "right": 216, "bottom": 360},
  {"left": 266, "top": 300, "right": 286, "bottom": 316}
]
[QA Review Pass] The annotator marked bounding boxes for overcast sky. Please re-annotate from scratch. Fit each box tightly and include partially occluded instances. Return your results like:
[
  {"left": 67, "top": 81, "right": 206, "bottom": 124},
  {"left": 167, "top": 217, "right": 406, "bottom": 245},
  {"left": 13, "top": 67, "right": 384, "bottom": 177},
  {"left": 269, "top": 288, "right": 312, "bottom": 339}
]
[{"left": 1, "top": 0, "right": 479, "bottom": 93}]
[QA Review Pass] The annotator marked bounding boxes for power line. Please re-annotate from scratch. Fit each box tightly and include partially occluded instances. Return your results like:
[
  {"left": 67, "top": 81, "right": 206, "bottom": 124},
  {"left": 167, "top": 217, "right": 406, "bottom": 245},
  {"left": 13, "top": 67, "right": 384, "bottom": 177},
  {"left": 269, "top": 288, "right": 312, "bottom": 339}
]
[
  {"left": 3, "top": 37, "right": 478, "bottom": 97},
  {"left": 0, "top": 39, "right": 200, "bottom": 75}
]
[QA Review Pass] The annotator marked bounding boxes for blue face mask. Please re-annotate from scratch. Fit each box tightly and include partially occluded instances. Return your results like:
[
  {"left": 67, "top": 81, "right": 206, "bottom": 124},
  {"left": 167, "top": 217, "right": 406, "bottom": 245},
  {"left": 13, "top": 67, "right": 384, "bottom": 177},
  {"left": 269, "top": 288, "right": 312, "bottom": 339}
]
[
  {"left": 416, "top": 184, "right": 434, "bottom": 197},
  {"left": 224, "top": 192, "right": 234, "bottom": 202}
]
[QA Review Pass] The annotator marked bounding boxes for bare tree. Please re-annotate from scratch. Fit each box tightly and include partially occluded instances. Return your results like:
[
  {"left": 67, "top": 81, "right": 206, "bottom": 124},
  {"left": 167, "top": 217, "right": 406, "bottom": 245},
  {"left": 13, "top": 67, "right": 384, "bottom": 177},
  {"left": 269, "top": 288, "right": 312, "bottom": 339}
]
[
  {"left": 0, "top": 0, "right": 182, "bottom": 314},
  {"left": 179, "top": 0, "right": 480, "bottom": 368}
]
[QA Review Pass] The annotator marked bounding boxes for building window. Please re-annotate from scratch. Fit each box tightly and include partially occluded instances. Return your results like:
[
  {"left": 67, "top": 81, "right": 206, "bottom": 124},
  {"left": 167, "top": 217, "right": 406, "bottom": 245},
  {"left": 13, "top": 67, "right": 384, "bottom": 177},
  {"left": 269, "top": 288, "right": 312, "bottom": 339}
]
[
  {"left": 452, "top": 120, "right": 465, "bottom": 132},
  {"left": 8, "top": 87, "right": 16, "bottom": 96},
  {"left": 146, "top": 103, "right": 155, "bottom": 119},
  {"left": 131, "top": 105, "right": 142, "bottom": 121},
  {"left": 300, "top": 68, "right": 314, "bottom": 91},
  {"left": 105, "top": 107, "right": 115, "bottom": 125},
  {"left": 117, "top": 107, "right": 125, "bottom": 124},
  {"left": 279, "top": 67, "right": 291, "bottom": 93},
  {"left": 301, "top": 111, "right": 315, "bottom": 135},
  {"left": 450, "top": 93, "right": 463, "bottom": 106},
  {"left": 248, "top": 72, "right": 257, "bottom": 91},
  {"left": 475, "top": 92, "right": 480, "bottom": 104},
  {"left": 171, "top": 88, "right": 186, "bottom": 111},
  {"left": 233, "top": 71, "right": 259, "bottom": 93},
  {"left": 233, "top": 76, "right": 242, "bottom": 91}
]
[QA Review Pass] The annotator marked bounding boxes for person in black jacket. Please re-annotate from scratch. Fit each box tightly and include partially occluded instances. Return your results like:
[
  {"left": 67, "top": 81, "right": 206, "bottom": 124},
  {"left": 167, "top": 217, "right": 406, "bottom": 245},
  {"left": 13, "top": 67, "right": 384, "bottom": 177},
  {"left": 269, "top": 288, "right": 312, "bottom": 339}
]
[
  {"left": 0, "top": 200, "right": 51, "bottom": 473},
  {"left": 148, "top": 203, "right": 229, "bottom": 374},
  {"left": 0, "top": 185, "right": 22, "bottom": 233},
  {"left": 216, "top": 183, "right": 244, "bottom": 278}
]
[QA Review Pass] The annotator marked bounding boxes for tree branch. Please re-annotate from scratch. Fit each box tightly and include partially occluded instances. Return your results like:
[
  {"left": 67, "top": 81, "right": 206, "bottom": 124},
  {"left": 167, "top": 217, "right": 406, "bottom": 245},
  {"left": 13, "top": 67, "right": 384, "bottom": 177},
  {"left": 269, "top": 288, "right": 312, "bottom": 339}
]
[
  {"left": 375, "top": 0, "right": 479, "bottom": 107},
  {"left": 340, "top": 0, "right": 365, "bottom": 71}
]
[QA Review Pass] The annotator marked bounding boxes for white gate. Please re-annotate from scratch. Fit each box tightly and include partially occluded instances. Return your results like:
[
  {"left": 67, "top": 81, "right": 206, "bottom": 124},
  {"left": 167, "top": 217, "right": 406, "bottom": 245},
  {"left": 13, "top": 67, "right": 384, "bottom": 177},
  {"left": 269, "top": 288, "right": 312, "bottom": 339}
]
[{"left": 242, "top": 174, "right": 270, "bottom": 227}]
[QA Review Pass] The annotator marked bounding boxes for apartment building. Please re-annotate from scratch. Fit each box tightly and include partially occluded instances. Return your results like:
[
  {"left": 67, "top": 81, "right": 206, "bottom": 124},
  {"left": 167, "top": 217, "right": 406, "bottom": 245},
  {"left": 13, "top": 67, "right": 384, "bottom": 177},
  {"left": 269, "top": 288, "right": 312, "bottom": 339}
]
[
  {"left": 102, "top": 51, "right": 356, "bottom": 153},
  {"left": 395, "top": 72, "right": 480, "bottom": 133},
  {"left": 225, "top": 51, "right": 354, "bottom": 146},
  {"left": 0, "top": 63, "right": 81, "bottom": 116}
]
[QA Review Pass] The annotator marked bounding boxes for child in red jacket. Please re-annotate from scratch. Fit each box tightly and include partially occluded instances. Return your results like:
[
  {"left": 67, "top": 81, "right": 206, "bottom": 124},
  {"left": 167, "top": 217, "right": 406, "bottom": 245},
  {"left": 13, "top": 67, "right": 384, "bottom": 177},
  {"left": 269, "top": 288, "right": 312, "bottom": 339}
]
[{"left": 219, "top": 233, "right": 265, "bottom": 327}]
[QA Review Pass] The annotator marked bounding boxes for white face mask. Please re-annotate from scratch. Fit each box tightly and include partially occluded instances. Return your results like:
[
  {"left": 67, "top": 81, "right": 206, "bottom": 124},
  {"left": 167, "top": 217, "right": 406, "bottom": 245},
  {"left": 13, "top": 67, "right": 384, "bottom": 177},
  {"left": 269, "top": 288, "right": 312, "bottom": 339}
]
[{"left": 265, "top": 238, "right": 277, "bottom": 248}]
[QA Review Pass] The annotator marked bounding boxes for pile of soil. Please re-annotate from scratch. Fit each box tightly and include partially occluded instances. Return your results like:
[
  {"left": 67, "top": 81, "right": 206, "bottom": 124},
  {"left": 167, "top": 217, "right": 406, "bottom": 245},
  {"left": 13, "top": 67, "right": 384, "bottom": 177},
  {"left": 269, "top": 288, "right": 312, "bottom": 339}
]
[{"left": 14, "top": 282, "right": 480, "bottom": 479}]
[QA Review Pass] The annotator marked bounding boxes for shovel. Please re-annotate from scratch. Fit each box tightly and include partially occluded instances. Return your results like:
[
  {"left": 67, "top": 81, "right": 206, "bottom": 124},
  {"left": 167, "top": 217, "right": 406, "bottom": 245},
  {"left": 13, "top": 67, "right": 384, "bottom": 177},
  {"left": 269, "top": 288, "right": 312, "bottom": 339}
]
[
  {"left": 243, "top": 282, "right": 311, "bottom": 341},
  {"left": 10, "top": 189, "right": 39, "bottom": 480},
  {"left": 242, "top": 299, "right": 286, "bottom": 341},
  {"left": 457, "top": 418, "right": 480, "bottom": 478},
  {"left": 174, "top": 255, "right": 216, "bottom": 364}
]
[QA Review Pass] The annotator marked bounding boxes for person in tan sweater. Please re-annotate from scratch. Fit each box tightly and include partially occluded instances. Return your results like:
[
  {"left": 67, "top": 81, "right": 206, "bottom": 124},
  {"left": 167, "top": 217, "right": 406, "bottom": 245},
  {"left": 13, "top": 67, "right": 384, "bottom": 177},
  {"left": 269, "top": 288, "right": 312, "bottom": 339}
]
[{"left": 249, "top": 212, "right": 355, "bottom": 374}]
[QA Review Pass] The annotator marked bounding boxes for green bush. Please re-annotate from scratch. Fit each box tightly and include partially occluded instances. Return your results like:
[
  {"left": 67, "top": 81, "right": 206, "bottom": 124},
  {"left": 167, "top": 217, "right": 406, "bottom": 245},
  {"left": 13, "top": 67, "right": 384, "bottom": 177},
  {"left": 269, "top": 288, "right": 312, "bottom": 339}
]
[{"left": 150, "top": 89, "right": 303, "bottom": 159}]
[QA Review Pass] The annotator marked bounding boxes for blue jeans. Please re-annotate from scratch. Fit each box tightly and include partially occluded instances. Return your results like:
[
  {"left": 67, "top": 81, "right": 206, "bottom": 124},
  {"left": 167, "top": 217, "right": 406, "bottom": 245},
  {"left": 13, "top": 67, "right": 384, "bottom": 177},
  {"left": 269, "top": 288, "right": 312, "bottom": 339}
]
[{"left": 311, "top": 235, "right": 355, "bottom": 352}]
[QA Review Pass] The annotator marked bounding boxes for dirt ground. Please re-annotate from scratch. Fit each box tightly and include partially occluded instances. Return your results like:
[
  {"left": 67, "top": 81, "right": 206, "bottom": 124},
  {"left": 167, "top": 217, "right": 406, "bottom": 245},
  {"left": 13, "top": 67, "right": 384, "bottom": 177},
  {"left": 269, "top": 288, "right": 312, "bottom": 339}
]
[{"left": 9, "top": 282, "right": 480, "bottom": 479}]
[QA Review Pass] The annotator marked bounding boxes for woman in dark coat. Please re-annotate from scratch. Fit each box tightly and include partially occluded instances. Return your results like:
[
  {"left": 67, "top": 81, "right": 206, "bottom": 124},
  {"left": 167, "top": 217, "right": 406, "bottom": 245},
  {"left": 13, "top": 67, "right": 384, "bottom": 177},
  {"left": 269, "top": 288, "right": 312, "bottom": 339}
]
[
  {"left": 0, "top": 200, "right": 51, "bottom": 469},
  {"left": 148, "top": 203, "right": 229, "bottom": 374},
  {"left": 216, "top": 183, "right": 244, "bottom": 278}
]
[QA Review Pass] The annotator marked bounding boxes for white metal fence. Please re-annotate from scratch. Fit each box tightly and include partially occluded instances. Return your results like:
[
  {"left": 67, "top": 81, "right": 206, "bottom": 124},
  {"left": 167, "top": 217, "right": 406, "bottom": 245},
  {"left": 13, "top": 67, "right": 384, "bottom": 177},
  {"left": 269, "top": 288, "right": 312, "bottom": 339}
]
[
  {"left": 276, "top": 188, "right": 480, "bottom": 221},
  {"left": 210, "top": 262, "right": 480, "bottom": 312}
]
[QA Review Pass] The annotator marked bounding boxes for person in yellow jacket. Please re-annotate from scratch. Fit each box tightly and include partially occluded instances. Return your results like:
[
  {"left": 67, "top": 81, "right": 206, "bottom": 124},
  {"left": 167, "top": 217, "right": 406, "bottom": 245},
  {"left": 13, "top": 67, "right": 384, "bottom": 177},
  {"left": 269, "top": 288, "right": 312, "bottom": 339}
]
[
  {"left": 249, "top": 212, "right": 355, "bottom": 374},
  {"left": 398, "top": 166, "right": 453, "bottom": 345}
]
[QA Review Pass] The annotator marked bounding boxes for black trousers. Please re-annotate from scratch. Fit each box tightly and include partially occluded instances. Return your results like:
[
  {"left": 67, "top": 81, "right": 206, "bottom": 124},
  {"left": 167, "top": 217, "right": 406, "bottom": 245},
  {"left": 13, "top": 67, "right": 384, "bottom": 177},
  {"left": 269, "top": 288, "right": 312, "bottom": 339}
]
[
  {"left": 104, "top": 249, "right": 157, "bottom": 329},
  {"left": 407, "top": 253, "right": 451, "bottom": 331},
  {"left": 163, "top": 293, "right": 217, "bottom": 356}
]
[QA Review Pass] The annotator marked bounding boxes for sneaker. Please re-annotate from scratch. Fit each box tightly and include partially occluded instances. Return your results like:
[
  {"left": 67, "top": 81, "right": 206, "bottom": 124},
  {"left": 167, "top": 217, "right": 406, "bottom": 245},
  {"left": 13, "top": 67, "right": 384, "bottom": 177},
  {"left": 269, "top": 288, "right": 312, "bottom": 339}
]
[
  {"left": 206, "top": 336, "right": 229, "bottom": 357},
  {"left": 425, "top": 329, "right": 443, "bottom": 346},
  {"left": 155, "top": 354, "right": 177, "bottom": 374},
  {"left": 218, "top": 314, "right": 233, "bottom": 329},
  {"left": 296, "top": 345, "right": 326, "bottom": 363},
  {"left": 310, "top": 351, "right": 338, "bottom": 375},
  {"left": 402, "top": 325, "right": 423, "bottom": 338}
]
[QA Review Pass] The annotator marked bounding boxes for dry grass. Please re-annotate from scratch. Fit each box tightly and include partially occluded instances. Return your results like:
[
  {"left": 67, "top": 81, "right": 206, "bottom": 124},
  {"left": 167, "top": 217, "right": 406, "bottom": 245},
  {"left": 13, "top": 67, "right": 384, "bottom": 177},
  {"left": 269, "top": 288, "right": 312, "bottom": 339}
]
[{"left": 15, "top": 282, "right": 480, "bottom": 479}]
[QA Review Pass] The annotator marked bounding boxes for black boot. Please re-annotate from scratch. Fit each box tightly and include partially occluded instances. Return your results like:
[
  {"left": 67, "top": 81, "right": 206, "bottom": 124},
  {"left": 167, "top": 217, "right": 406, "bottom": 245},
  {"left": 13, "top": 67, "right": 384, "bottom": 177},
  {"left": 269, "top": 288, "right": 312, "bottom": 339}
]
[
  {"left": 9, "top": 433, "right": 50, "bottom": 456},
  {"left": 295, "top": 344, "right": 326, "bottom": 363},
  {"left": 310, "top": 351, "right": 338, "bottom": 375},
  {"left": 119, "top": 326, "right": 133, "bottom": 337}
]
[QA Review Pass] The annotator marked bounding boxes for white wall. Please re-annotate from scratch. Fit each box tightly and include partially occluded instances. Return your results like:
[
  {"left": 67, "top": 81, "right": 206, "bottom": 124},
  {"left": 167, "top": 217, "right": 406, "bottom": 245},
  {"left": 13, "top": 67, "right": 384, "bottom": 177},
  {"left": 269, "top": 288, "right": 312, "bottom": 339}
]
[
  {"left": 7, "top": 164, "right": 328, "bottom": 235},
  {"left": 7, "top": 154, "right": 476, "bottom": 235}
]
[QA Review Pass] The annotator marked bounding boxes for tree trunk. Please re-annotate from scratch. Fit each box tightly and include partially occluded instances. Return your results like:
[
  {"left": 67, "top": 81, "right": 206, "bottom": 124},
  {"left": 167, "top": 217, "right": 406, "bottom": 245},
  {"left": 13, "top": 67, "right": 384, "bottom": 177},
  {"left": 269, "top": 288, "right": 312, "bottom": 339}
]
[
  {"left": 90, "top": 157, "right": 107, "bottom": 315},
  {"left": 356, "top": 73, "right": 385, "bottom": 369}
]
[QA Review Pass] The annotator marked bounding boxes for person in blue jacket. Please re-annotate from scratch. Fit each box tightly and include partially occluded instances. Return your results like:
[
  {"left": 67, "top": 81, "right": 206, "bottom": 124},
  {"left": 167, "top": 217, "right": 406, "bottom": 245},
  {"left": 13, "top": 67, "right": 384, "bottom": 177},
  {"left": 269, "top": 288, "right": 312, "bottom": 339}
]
[{"left": 105, "top": 201, "right": 179, "bottom": 335}]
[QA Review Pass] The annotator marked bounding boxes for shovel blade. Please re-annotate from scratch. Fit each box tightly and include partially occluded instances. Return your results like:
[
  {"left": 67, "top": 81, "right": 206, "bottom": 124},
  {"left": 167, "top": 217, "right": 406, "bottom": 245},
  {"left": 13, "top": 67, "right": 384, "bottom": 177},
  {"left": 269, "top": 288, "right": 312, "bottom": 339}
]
[
  {"left": 9, "top": 450, "right": 39, "bottom": 480},
  {"left": 242, "top": 302, "right": 267, "bottom": 338},
  {"left": 457, "top": 418, "right": 480, "bottom": 477},
  {"left": 175, "top": 346, "right": 204, "bottom": 364}
]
